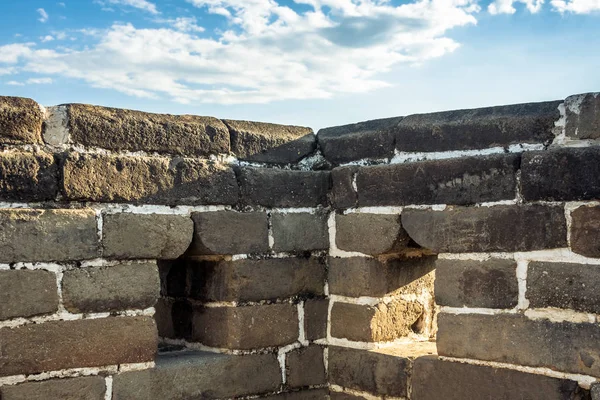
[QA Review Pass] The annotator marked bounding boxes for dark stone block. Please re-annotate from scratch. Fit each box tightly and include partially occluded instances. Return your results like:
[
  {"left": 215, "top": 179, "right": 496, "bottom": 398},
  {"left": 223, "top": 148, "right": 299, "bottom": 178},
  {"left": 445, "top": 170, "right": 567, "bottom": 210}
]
[
  {"left": 304, "top": 298, "right": 328, "bottom": 340},
  {"left": 570, "top": 206, "right": 600, "bottom": 258},
  {"left": 286, "top": 345, "right": 326, "bottom": 388},
  {"left": 264, "top": 389, "right": 329, "bottom": 399},
  {"left": 0, "top": 151, "right": 58, "bottom": 201},
  {"left": 565, "top": 93, "right": 600, "bottom": 140},
  {"left": 0, "top": 96, "right": 43, "bottom": 144},
  {"left": 0, "top": 269, "right": 58, "bottom": 320},
  {"left": 335, "top": 213, "right": 410, "bottom": 255},
  {"left": 272, "top": 212, "right": 329, "bottom": 252},
  {"left": 331, "top": 166, "right": 358, "bottom": 209},
  {"left": 0, "top": 376, "right": 106, "bottom": 400}
]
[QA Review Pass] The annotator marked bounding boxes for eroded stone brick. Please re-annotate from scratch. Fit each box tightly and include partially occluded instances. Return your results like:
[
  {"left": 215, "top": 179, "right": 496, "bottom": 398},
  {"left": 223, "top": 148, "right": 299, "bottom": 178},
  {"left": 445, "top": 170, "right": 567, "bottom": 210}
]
[
  {"left": 570, "top": 206, "right": 600, "bottom": 258},
  {"left": 0, "top": 96, "right": 44, "bottom": 144},
  {"left": 331, "top": 166, "right": 358, "bottom": 209},
  {"left": 286, "top": 345, "right": 326, "bottom": 388},
  {"left": 272, "top": 212, "right": 329, "bottom": 252},
  {"left": 335, "top": 213, "right": 410, "bottom": 255},
  {"left": 0, "top": 269, "right": 58, "bottom": 320},
  {"left": 0, "top": 151, "right": 58, "bottom": 201},
  {"left": 565, "top": 93, "right": 600, "bottom": 140},
  {"left": 0, "top": 376, "right": 106, "bottom": 400}
]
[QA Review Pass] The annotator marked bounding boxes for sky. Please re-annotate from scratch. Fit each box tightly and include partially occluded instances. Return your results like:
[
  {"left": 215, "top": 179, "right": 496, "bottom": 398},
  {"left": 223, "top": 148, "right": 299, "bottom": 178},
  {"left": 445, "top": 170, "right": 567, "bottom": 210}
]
[{"left": 0, "top": 0, "right": 599, "bottom": 130}]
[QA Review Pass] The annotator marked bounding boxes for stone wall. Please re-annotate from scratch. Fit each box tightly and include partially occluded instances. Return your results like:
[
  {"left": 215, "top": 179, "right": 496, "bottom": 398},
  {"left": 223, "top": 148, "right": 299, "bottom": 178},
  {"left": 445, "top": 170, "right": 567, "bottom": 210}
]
[{"left": 0, "top": 92, "right": 599, "bottom": 399}]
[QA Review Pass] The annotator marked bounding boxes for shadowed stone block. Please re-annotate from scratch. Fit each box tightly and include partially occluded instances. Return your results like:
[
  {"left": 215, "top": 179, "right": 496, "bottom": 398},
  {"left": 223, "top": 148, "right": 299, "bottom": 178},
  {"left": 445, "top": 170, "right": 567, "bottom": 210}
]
[
  {"left": 0, "top": 151, "right": 58, "bottom": 201},
  {"left": 570, "top": 205, "right": 600, "bottom": 257},
  {"left": 0, "top": 376, "right": 106, "bottom": 400},
  {"left": 335, "top": 213, "right": 410, "bottom": 255},
  {"left": 286, "top": 345, "right": 326, "bottom": 388},
  {"left": 0, "top": 269, "right": 58, "bottom": 320},
  {"left": 331, "top": 165, "right": 358, "bottom": 209},
  {"left": 0, "top": 96, "right": 44, "bottom": 144},
  {"left": 304, "top": 298, "right": 328, "bottom": 340},
  {"left": 272, "top": 212, "right": 329, "bottom": 252}
]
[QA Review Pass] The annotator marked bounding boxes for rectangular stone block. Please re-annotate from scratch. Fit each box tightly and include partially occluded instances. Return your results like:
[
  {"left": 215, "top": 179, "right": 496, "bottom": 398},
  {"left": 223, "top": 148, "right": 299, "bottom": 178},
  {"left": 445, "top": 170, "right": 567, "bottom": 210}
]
[
  {"left": 304, "top": 298, "right": 328, "bottom": 340},
  {"left": 437, "top": 312, "right": 600, "bottom": 376},
  {"left": 0, "top": 376, "right": 106, "bottom": 400},
  {"left": 102, "top": 213, "right": 193, "bottom": 259},
  {"left": 331, "top": 166, "right": 358, "bottom": 209},
  {"left": 0, "top": 96, "right": 43, "bottom": 144},
  {"left": 570, "top": 205, "right": 600, "bottom": 257},
  {"left": 0, "top": 151, "right": 58, "bottom": 201},
  {"left": 356, "top": 153, "right": 519, "bottom": 207},
  {"left": 62, "top": 261, "right": 160, "bottom": 313},
  {"left": 435, "top": 259, "right": 518, "bottom": 309},
  {"left": 411, "top": 356, "right": 587, "bottom": 400},
  {"left": 401, "top": 205, "right": 567, "bottom": 253},
  {"left": 335, "top": 213, "right": 410, "bottom": 255},
  {"left": 0, "top": 208, "right": 99, "bottom": 262},
  {"left": 272, "top": 212, "right": 329, "bottom": 252},
  {"left": 565, "top": 93, "right": 600, "bottom": 140},
  {"left": 192, "top": 304, "right": 299, "bottom": 350},
  {"left": 113, "top": 351, "right": 281, "bottom": 400},
  {"left": 67, "top": 103, "right": 230, "bottom": 156},
  {"left": 63, "top": 153, "right": 238, "bottom": 205},
  {"left": 0, "top": 269, "right": 58, "bottom": 320},
  {"left": 265, "top": 389, "right": 328, "bottom": 399},
  {"left": 238, "top": 167, "right": 330, "bottom": 207},
  {"left": 286, "top": 345, "right": 326, "bottom": 388},
  {"left": 189, "top": 257, "right": 325, "bottom": 302},
  {"left": 0, "top": 316, "right": 157, "bottom": 376}
]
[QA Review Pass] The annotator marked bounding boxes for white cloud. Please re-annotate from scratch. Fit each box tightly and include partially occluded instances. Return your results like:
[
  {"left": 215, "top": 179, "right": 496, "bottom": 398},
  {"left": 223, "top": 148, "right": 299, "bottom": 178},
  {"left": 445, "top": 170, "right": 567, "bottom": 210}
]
[
  {"left": 103, "top": 0, "right": 159, "bottom": 14},
  {"left": 37, "top": 8, "right": 49, "bottom": 22},
  {"left": 488, "top": 0, "right": 544, "bottom": 13},
  {"left": 161, "top": 17, "right": 205, "bottom": 32},
  {"left": 6, "top": 81, "right": 24, "bottom": 86},
  {"left": 27, "top": 77, "right": 54, "bottom": 84},
  {"left": 40, "top": 35, "right": 55, "bottom": 43},
  {"left": 0, "top": 67, "right": 15, "bottom": 76},
  {"left": 58, "top": 2, "right": 66, "bottom": 6},
  {"left": 551, "top": 0, "right": 600, "bottom": 13}
]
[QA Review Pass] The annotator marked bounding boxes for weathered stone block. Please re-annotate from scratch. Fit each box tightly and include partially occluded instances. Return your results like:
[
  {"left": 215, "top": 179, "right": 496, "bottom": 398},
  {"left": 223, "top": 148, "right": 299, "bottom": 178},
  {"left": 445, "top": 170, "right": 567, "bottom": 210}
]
[
  {"left": 0, "top": 269, "right": 58, "bottom": 320},
  {"left": 329, "top": 393, "right": 367, "bottom": 400},
  {"left": 192, "top": 304, "right": 298, "bottom": 349},
  {"left": 0, "top": 316, "right": 157, "bottom": 376},
  {"left": 189, "top": 211, "right": 269, "bottom": 255},
  {"left": 335, "top": 213, "right": 410, "bottom": 255},
  {"left": 565, "top": 93, "right": 600, "bottom": 140},
  {"left": 113, "top": 351, "right": 281, "bottom": 400},
  {"left": 411, "top": 356, "right": 587, "bottom": 400},
  {"left": 0, "top": 151, "right": 58, "bottom": 201},
  {"left": 437, "top": 312, "right": 600, "bottom": 376},
  {"left": 62, "top": 262, "right": 160, "bottom": 313},
  {"left": 331, "top": 166, "right": 358, "bottom": 209},
  {"left": 328, "top": 256, "right": 436, "bottom": 298},
  {"left": 356, "top": 154, "right": 519, "bottom": 206},
  {"left": 0, "top": 96, "right": 43, "bottom": 144},
  {"left": 304, "top": 298, "right": 328, "bottom": 340},
  {"left": 0, "top": 376, "right": 106, "bottom": 400},
  {"left": 570, "top": 206, "right": 600, "bottom": 257},
  {"left": 272, "top": 212, "right": 329, "bottom": 252},
  {"left": 155, "top": 298, "right": 175, "bottom": 338},
  {"left": 238, "top": 167, "right": 330, "bottom": 207},
  {"left": 63, "top": 153, "right": 238, "bottom": 205},
  {"left": 266, "top": 389, "right": 329, "bottom": 399},
  {"left": 402, "top": 205, "right": 567, "bottom": 253},
  {"left": 67, "top": 103, "right": 230, "bottom": 155},
  {"left": 225, "top": 119, "right": 316, "bottom": 163},
  {"left": 102, "top": 213, "right": 193, "bottom": 259},
  {"left": 286, "top": 345, "right": 326, "bottom": 388},
  {"left": 0, "top": 208, "right": 99, "bottom": 262},
  {"left": 435, "top": 259, "right": 518, "bottom": 309}
]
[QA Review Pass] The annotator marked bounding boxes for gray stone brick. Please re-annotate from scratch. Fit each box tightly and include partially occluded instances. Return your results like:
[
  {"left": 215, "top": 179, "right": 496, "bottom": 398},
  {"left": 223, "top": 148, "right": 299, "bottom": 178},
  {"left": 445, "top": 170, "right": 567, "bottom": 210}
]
[
  {"left": 0, "top": 269, "right": 58, "bottom": 320},
  {"left": 304, "top": 298, "right": 328, "bottom": 340},
  {"left": 286, "top": 345, "right": 326, "bottom": 388},
  {"left": 565, "top": 93, "right": 600, "bottom": 140},
  {"left": 272, "top": 212, "right": 329, "bottom": 252},
  {"left": 0, "top": 151, "right": 58, "bottom": 201},
  {"left": 331, "top": 166, "right": 358, "bottom": 209},
  {"left": 570, "top": 206, "right": 600, "bottom": 258},
  {"left": 335, "top": 213, "right": 410, "bottom": 255},
  {"left": 0, "top": 376, "right": 106, "bottom": 400}
]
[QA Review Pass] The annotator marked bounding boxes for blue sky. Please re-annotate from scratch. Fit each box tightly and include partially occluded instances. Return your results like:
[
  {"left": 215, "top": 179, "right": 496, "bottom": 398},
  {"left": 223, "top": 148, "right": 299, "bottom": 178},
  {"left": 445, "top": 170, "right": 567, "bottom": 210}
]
[{"left": 0, "top": 0, "right": 599, "bottom": 129}]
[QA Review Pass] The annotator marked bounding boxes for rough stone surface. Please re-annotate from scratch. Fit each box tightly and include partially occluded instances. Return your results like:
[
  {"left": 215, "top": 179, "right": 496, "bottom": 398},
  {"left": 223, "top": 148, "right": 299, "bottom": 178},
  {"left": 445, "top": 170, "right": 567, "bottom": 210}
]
[
  {"left": 331, "top": 166, "right": 358, "bottom": 209},
  {"left": 591, "top": 382, "right": 600, "bottom": 400},
  {"left": 0, "top": 96, "right": 43, "bottom": 144},
  {"left": 335, "top": 213, "right": 410, "bottom": 255},
  {"left": 329, "top": 393, "right": 368, "bottom": 399},
  {"left": 330, "top": 300, "right": 423, "bottom": 342},
  {"left": 437, "top": 312, "right": 600, "bottom": 376},
  {"left": 238, "top": 167, "right": 330, "bottom": 207},
  {"left": 265, "top": 389, "right": 328, "bottom": 400},
  {"left": 328, "top": 256, "right": 436, "bottom": 298},
  {"left": 62, "top": 262, "right": 160, "bottom": 313},
  {"left": 0, "top": 208, "right": 99, "bottom": 262},
  {"left": 402, "top": 205, "right": 567, "bottom": 253},
  {"left": 0, "top": 151, "right": 58, "bottom": 201},
  {"left": 0, "top": 316, "right": 157, "bottom": 376},
  {"left": 570, "top": 206, "right": 600, "bottom": 258},
  {"left": 189, "top": 257, "right": 325, "bottom": 302},
  {"left": 0, "top": 269, "right": 58, "bottom": 320},
  {"left": 527, "top": 261, "right": 600, "bottom": 313},
  {"left": 225, "top": 119, "right": 316, "bottom": 163},
  {"left": 356, "top": 153, "right": 519, "bottom": 207},
  {"left": 192, "top": 304, "right": 298, "bottom": 349},
  {"left": 0, "top": 376, "right": 106, "bottom": 400},
  {"left": 435, "top": 259, "right": 518, "bottom": 309},
  {"left": 272, "top": 212, "right": 329, "bottom": 252},
  {"left": 189, "top": 211, "right": 269, "bottom": 255},
  {"left": 411, "top": 356, "right": 588, "bottom": 400},
  {"left": 67, "top": 104, "right": 230, "bottom": 155},
  {"left": 286, "top": 345, "right": 326, "bottom": 388},
  {"left": 328, "top": 346, "right": 410, "bottom": 397},
  {"left": 565, "top": 93, "right": 600, "bottom": 139},
  {"left": 63, "top": 153, "right": 239, "bottom": 205},
  {"left": 155, "top": 298, "right": 175, "bottom": 338},
  {"left": 102, "top": 213, "right": 193, "bottom": 259},
  {"left": 113, "top": 351, "right": 281, "bottom": 400},
  {"left": 304, "top": 298, "right": 329, "bottom": 340}
]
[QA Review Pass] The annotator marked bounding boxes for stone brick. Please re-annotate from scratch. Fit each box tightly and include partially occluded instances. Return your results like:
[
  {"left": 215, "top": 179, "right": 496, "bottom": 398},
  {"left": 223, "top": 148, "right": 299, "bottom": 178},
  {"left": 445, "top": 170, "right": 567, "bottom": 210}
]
[
  {"left": 521, "top": 147, "right": 600, "bottom": 202},
  {"left": 0, "top": 269, "right": 58, "bottom": 320},
  {"left": 155, "top": 298, "right": 175, "bottom": 338},
  {"left": 189, "top": 211, "right": 269, "bottom": 255},
  {"left": 265, "top": 389, "right": 328, "bottom": 399},
  {"left": 113, "top": 351, "right": 281, "bottom": 400},
  {"left": 411, "top": 356, "right": 588, "bottom": 400},
  {"left": 328, "top": 346, "right": 410, "bottom": 397},
  {"left": 67, "top": 103, "right": 230, "bottom": 156},
  {"left": 0, "top": 376, "right": 106, "bottom": 400},
  {"left": 570, "top": 206, "right": 600, "bottom": 257},
  {"left": 328, "top": 256, "right": 436, "bottom": 298},
  {"left": 304, "top": 298, "right": 328, "bottom": 340},
  {"left": 272, "top": 212, "right": 329, "bottom": 252},
  {"left": 0, "top": 208, "right": 99, "bottom": 262},
  {"left": 189, "top": 257, "right": 325, "bottom": 302},
  {"left": 0, "top": 96, "right": 43, "bottom": 144},
  {"left": 0, "top": 151, "right": 58, "bottom": 201},
  {"left": 62, "top": 262, "right": 160, "bottom": 313},
  {"left": 356, "top": 153, "right": 519, "bottom": 207},
  {"left": 317, "top": 117, "right": 401, "bottom": 165},
  {"left": 527, "top": 261, "right": 600, "bottom": 313},
  {"left": 331, "top": 166, "right": 358, "bottom": 209},
  {"left": 225, "top": 119, "right": 316, "bottom": 163},
  {"left": 330, "top": 300, "right": 423, "bottom": 342},
  {"left": 102, "top": 213, "right": 193, "bottom": 259},
  {"left": 0, "top": 316, "right": 157, "bottom": 376},
  {"left": 63, "top": 153, "right": 238, "bottom": 205},
  {"left": 286, "top": 345, "right": 326, "bottom": 388},
  {"left": 435, "top": 259, "right": 518, "bottom": 309},
  {"left": 329, "top": 393, "right": 367, "bottom": 400},
  {"left": 192, "top": 304, "right": 298, "bottom": 349},
  {"left": 437, "top": 312, "right": 600, "bottom": 376},
  {"left": 238, "top": 167, "right": 330, "bottom": 207},
  {"left": 565, "top": 93, "right": 600, "bottom": 140},
  {"left": 335, "top": 213, "right": 410, "bottom": 255},
  {"left": 401, "top": 205, "right": 567, "bottom": 253}
]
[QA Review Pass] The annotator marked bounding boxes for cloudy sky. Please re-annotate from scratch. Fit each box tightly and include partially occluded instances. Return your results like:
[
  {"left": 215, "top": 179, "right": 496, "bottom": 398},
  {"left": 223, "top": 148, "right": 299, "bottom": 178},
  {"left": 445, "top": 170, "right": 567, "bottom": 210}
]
[{"left": 0, "top": 0, "right": 599, "bottom": 129}]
